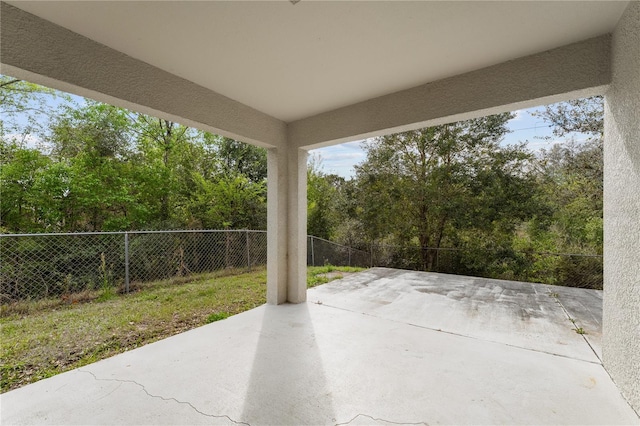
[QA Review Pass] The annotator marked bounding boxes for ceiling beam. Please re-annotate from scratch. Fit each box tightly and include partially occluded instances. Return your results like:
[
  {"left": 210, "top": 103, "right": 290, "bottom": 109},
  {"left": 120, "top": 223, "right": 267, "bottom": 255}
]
[
  {"left": 289, "top": 35, "right": 611, "bottom": 149},
  {"left": 0, "top": 2, "right": 286, "bottom": 149}
]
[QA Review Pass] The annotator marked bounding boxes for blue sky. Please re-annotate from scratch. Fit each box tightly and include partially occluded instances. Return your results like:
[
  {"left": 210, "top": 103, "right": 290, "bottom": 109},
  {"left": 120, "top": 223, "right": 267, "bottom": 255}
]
[{"left": 310, "top": 107, "right": 589, "bottom": 179}]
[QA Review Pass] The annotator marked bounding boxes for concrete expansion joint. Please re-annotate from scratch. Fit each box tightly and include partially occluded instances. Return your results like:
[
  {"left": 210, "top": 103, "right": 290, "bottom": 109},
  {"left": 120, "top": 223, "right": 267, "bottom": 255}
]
[
  {"left": 77, "top": 369, "right": 250, "bottom": 426},
  {"left": 335, "top": 413, "right": 429, "bottom": 426},
  {"left": 548, "top": 292, "right": 602, "bottom": 363}
]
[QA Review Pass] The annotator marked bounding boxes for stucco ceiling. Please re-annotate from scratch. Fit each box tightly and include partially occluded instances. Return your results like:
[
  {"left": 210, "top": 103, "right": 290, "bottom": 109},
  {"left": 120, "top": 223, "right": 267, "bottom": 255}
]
[{"left": 6, "top": 1, "right": 629, "bottom": 122}]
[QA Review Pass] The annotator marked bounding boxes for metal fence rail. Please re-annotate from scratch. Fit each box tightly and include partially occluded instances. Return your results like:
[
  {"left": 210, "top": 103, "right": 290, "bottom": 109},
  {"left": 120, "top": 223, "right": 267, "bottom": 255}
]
[{"left": 0, "top": 231, "right": 363, "bottom": 302}]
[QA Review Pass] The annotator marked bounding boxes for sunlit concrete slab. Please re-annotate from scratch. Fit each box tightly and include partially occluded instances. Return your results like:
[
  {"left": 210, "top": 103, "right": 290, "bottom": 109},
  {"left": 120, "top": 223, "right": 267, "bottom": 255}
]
[
  {"left": 309, "top": 268, "right": 603, "bottom": 363},
  {"left": 1, "top": 269, "right": 637, "bottom": 425}
]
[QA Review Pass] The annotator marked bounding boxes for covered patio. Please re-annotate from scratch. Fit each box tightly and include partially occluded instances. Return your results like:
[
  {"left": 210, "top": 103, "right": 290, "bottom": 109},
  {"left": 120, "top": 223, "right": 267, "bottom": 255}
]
[
  {"left": 1, "top": 0, "right": 639, "bottom": 422},
  {"left": 2, "top": 269, "right": 637, "bottom": 424}
]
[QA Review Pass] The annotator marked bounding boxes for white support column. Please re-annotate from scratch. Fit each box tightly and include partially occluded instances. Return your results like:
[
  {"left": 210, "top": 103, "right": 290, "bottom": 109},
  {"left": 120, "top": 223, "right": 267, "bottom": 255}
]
[
  {"left": 287, "top": 148, "right": 309, "bottom": 303},
  {"left": 603, "top": 0, "right": 640, "bottom": 414},
  {"left": 266, "top": 147, "right": 308, "bottom": 305}
]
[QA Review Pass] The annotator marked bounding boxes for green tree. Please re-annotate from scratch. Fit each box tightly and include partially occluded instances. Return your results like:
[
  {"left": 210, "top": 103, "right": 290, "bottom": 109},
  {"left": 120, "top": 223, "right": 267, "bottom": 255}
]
[
  {"left": 203, "top": 134, "right": 267, "bottom": 183},
  {"left": 512, "top": 97, "right": 604, "bottom": 288},
  {"left": 1, "top": 77, "right": 274, "bottom": 233},
  {"left": 524, "top": 96, "right": 603, "bottom": 255},
  {"left": 50, "top": 102, "right": 133, "bottom": 159},
  {"left": 355, "top": 113, "right": 536, "bottom": 270},
  {"left": 526, "top": 139, "right": 603, "bottom": 253},
  {"left": 132, "top": 116, "right": 192, "bottom": 224},
  {"left": 0, "top": 141, "right": 51, "bottom": 231},
  {"left": 188, "top": 173, "right": 266, "bottom": 230},
  {"left": 44, "top": 102, "right": 136, "bottom": 231},
  {"left": 307, "top": 156, "right": 339, "bottom": 240}
]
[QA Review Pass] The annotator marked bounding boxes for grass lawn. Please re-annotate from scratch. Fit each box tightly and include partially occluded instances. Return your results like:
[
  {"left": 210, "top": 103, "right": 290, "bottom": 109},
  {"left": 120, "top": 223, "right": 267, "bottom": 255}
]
[{"left": 0, "top": 265, "right": 363, "bottom": 393}]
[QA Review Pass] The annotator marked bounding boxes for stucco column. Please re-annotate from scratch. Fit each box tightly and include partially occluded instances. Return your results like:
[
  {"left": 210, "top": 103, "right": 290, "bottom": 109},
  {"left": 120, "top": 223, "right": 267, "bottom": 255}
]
[
  {"left": 603, "top": 0, "right": 640, "bottom": 414},
  {"left": 266, "top": 147, "right": 308, "bottom": 305}
]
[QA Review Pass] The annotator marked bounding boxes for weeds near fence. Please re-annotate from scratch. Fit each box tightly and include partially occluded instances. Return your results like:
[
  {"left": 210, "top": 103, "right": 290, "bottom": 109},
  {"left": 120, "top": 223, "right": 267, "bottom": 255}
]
[{"left": 0, "top": 267, "right": 251, "bottom": 319}]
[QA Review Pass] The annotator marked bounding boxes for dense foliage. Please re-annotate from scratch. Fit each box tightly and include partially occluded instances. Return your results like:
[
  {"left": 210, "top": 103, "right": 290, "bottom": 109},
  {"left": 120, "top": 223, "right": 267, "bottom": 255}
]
[
  {"left": 306, "top": 98, "right": 604, "bottom": 287},
  {"left": 1, "top": 77, "right": 267, "bottom": 233},
  {"left": 1, "top": 75, "right": 603, "bottom": 287}
]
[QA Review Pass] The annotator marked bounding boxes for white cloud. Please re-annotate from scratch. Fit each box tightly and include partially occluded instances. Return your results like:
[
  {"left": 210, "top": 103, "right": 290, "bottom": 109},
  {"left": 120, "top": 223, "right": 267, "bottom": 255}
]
[{"left": 309, "top": 141, "right": 369, "bottom": 179}]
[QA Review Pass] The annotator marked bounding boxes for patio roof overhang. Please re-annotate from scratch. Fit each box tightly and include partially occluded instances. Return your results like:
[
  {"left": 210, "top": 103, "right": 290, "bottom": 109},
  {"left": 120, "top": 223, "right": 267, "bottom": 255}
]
[
  {"left": 1, "top": 0, "right": 638, "bottom": 414},
  {"left": 0, "top": 1, "right": 622, "bottom": 150}
]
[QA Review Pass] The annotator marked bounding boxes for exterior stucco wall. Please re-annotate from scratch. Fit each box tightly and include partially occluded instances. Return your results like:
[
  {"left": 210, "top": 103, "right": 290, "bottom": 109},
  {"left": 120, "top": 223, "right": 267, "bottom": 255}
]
[
  {"left": 603, "top": 0, "right": 640, "bottom": 414},
  {"left": 0, "top": 2, "right": 286, "bottom": 149}
]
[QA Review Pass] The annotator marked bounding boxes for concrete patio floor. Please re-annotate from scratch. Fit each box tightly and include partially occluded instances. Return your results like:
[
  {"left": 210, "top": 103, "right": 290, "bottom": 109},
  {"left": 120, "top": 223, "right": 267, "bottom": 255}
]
[{"left": 1, "top": 268, "right": 638, "bottom": 425}]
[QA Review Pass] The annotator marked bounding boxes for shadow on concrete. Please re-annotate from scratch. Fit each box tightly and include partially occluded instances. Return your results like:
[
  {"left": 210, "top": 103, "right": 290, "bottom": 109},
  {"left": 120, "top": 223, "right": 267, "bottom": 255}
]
[{"left": 240, "top": 303, "right": 336, "bottom": 425}]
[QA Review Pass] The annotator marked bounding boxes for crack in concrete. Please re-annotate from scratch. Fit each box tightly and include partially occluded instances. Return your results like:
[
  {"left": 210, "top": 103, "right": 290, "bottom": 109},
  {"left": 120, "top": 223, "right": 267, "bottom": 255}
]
[
  {"left": 78, "top": 369, "right": 250, "bottom": 425},
  {"left": 335, "top": 413, "right": 429, "bottom": 426}
]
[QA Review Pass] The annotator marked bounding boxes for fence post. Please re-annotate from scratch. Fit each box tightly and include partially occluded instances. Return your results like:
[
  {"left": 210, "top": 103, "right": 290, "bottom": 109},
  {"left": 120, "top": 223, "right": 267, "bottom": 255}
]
[
  {"left": 246, "top": 230, "right": 251, "bottom": 271},
  {"left": 348, "top": 247, "right": 352, "bottom": 267},
  {"left": 124, "top": 232, "right": 130, "bottom": 293},
  {"left": 370, "top": 243, "right": 374, "bottom": 268},
  {"left": 311, "top": 236, "right": 315, "bottom": 267}
]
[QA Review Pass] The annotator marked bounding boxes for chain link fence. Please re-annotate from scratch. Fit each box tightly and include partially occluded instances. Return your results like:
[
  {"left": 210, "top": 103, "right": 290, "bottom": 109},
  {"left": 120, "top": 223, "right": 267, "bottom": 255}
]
[
  {"left": 0, "top": 231, "right": 367, "bottom": 303},
  {"left": 0, "top": 231, "right": 603, "bottom": 303},
  {"left": 307, "top": 236, "right": 370, "bottom": 269},
  {"left": 370, "top": 244, "right": 603, "bottom": 290}
]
